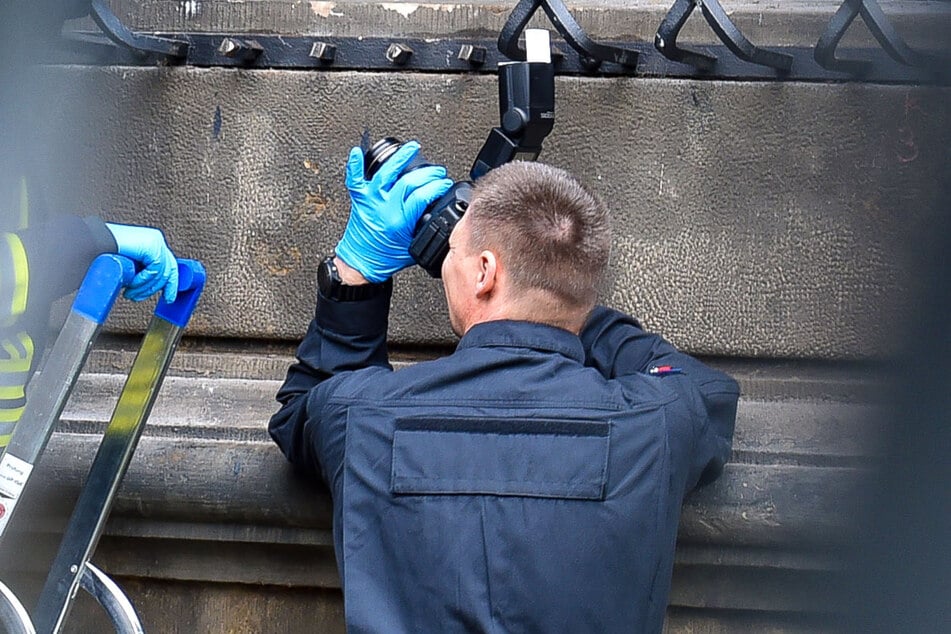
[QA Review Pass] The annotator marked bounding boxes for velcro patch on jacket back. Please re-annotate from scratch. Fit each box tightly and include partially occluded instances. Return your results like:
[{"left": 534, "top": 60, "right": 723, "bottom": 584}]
[{"left": 391, "top": 417, "right": 610, "bottom": 500}]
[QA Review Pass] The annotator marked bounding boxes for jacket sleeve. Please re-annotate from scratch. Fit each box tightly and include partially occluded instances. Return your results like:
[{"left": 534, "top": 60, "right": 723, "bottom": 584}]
[
  {"left": 1, "top": 215, "right": 117, "bottom": 324},
  {"left": 579, "top": 305, "right": 740, "bottom": 490},
  {"left": 268, "top": 283, "right": 393, "bottom": 481}
]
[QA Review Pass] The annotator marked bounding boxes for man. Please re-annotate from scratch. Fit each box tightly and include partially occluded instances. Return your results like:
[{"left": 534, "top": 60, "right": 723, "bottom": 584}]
[{"left": 269, "top": 142, "right": 739, "bottom": 632}]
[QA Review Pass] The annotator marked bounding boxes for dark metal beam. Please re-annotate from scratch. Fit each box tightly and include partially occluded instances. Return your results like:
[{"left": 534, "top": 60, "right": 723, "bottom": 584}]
[{"left": 51, "top": 32, "right": 950, "bottom": 84}]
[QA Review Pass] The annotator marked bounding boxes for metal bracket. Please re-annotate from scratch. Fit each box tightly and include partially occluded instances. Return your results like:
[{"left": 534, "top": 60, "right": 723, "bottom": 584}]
[
  {"left": 497, "top": 0, "right": 639, "bottom": 69},
  {"left": 86, "top": 0, "right": 187, "bottom": 60},
  {"left": 656, "top": 0, "right": 793, "bottom": 73},
  {"left": 815, "top": 0, "right": 948, "bottom": 76}
]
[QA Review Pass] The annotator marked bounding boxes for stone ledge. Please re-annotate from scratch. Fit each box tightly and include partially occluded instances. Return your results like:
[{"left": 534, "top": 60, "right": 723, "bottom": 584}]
[
  {"left": 83, "top": 344, "right": 890, "bottom": 401},
  {"left": 61, "top": 374, "right": 885, "bottom": 463},
  {"left": 60, "top": 348, "right": 890, "bottom": 463},
  {"left": 3, "top": 574, "right": 839, "bottom": 633},
  {"left": 17, "top": 352, "right": 884, "bottom": 550},
  {"left": 16, "top": 432, "right": 866, "bottom": 549}
]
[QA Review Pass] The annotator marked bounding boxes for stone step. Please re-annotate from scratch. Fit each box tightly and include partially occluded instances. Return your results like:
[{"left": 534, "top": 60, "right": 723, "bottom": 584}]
[
  {"left": 14, "top": 433, "right": 866, "bottom": 549},
  {"left": 60, "top": 371, "right": 884, "bottom": 462},
  {"left": 54, "top": 347, "right": 889, "bottom": 464},
  {"left": 1, "top": 429, "right": 861, "bottom": 623}
]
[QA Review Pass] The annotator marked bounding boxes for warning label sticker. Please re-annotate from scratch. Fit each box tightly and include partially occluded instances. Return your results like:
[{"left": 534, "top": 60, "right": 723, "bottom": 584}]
[
  {"left": 0, "top": 453, "right": 32, "bottom": 499},
  {"left": 0, "top": 454, "right": 32, "bottom": 536}
]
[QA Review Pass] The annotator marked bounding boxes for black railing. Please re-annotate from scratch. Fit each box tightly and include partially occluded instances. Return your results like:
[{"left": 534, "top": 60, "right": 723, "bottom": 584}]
[{"left": 40, "top": 0, "right": 951, "bottom": 84}]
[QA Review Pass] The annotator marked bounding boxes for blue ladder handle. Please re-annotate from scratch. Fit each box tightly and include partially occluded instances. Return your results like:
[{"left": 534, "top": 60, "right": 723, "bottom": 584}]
[
  {"left": 72, "top": 255, "right": 206, "bottom": 327},
  {"left": 156, "top": 258, "right": 206, "bottom": 328}
]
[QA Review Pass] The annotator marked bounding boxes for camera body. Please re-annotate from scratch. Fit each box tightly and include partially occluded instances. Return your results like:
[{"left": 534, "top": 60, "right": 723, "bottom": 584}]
[
  {"left": 408, "top": 182, "right": 472, "bottom": 278},
  {"left": 363, "top": 137, "right": 473, "bottom": 278}
]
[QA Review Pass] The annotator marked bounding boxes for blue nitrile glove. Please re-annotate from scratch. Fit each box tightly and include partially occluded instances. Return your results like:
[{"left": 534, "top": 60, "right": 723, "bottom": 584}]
[
  {"left": 105, "top": 223, "right": 179, "bottom": 303},
  {"left": 335, "top": 141, "right": 454, "bottom": 283}
]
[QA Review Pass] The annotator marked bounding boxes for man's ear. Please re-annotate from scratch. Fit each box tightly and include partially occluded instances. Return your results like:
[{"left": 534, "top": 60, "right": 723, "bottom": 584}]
[{"left": 475, "top": 250, "right": 498, "bottom": 298}]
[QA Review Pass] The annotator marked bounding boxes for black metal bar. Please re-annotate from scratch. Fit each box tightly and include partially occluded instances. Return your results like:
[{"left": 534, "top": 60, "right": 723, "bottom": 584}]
[
  {"left": 88, "top": 0, "right": 187, "bottom": 59},
  {"left": 539, "top": 0, "right": 639, "bottom": 68},
  {"left": 699, "top": 0, "right": 793, "bottom": 72},
  {"left": 656, "top": 0, "right": 793, "bottom": 73},
  {"left": 498, "top": 0, "right": 539, "bottom": 61},
  {"left": 497, "top": 0, "right": 638, "bottom": 69},
  {"left": 655, "top": 0, "right": 717, "bottom": 71},
  {"left": 51, "top": 32, "right": 948, "bottom": 85},
  {"left": 815, "top": 1, "right": 872, "bottom": 75},
  {"left": 815, "top": 0, "right": 949, "bottom": 77}
]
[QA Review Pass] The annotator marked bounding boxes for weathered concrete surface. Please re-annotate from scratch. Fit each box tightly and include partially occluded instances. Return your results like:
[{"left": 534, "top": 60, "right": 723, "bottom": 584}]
[{"left": 27, "top": 66, "right": 951, "bottom": 357}]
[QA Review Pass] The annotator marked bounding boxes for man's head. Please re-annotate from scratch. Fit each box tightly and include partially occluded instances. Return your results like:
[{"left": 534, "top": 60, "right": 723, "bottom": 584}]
[{"left": 441, "top": 161, "right": 610, "bottom": 336}]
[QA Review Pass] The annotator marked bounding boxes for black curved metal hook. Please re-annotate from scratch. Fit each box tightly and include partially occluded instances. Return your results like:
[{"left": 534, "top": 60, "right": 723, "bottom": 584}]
[
  {"left": 815, "top": 0, "right": 947, "bottom": 75},
  {"left": 89, "top": 0, "right": 187, "bottom": 59},
  {"left": 654, "top": 0, "right": 716, "bottom": 71},
  {"left": 656, "top": 0, "right": 793, "bottom": 73},
  {"left": 498, "top": 0, "right": 638, "bottom": 70},
  {"left": 498, "top": 0, "right": 538, "bottom": 61}
]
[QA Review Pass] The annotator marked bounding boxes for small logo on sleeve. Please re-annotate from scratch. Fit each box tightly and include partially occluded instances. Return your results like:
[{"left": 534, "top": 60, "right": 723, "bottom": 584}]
[{"left": 648, "top": 365, "right": 683, "bottom": 377}]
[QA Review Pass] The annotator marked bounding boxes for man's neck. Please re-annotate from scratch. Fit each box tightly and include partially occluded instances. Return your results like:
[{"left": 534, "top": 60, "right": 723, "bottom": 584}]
[{"left": 465, "top": 291, "right": 587, "bottom": 335}]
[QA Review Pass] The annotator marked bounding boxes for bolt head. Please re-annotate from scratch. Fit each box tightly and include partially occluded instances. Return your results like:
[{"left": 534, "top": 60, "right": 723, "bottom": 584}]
[
  {"left": 386, "top": 43, "right": 413, "bottom": 65},
  {"left": 580, "top": 55, "right": 602, "bottom": 71},
  {"left": 218, "top": 38, "right": 240, "bottom": 57},
  {"left": 309, "top": 42, "right": 337, "bottom": 62},
  {"left": 457, "top": 44, "right": 487, "bottom": 66}
]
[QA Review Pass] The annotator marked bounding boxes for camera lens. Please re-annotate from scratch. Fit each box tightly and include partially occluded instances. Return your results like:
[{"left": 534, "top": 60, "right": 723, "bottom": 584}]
[
  {"left": 363, "top": 137, "right": 430, "bottom": 181},
  {"left": 364, "top": 137, "right": 404, "bottom": 180}
]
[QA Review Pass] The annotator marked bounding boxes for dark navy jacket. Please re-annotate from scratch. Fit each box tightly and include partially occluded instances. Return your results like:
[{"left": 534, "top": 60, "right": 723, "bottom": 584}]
[{"left": 269, "top": 286, "right": 739, "bottom": 633}]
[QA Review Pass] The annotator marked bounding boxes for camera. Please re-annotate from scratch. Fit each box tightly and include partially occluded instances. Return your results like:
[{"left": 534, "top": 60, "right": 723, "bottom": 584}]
[
  {"left": 363, "top": 29, "right": 555, "bottom": 279},
  {"left": 364, "top": 137, "right": 472, "bottom": 278}
]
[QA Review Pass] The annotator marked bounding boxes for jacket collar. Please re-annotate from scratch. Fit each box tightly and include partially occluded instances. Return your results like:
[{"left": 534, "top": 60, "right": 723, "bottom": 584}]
[{"left": 456, "top": 320, "right": 585, "bottom": 363}]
